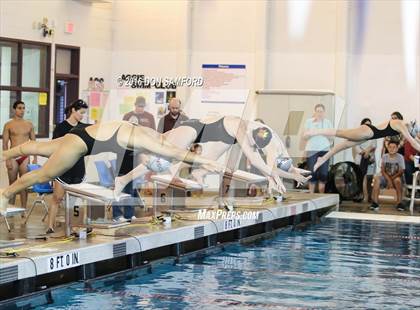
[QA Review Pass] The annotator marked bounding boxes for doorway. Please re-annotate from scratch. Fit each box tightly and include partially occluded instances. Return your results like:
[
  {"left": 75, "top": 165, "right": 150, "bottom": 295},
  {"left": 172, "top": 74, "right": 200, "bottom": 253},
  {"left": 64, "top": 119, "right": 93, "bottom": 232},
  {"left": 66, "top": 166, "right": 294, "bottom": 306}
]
[{"left": 54, "top": 45, "right": 80, "bottom": 125}]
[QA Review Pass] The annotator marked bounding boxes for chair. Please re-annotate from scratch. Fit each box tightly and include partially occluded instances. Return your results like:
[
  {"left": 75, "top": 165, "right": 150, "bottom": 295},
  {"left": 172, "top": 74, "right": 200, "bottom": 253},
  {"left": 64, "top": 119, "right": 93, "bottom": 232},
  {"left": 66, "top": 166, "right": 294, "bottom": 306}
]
[
  {"left": 24, "top": 164, "right": 53, "bottom": 224},
  {"left": 110, "top": 159, "right": 117, "bottom": 177},
  {"left": 94, "top": 160, "right": 115, "bottom": 188},
  {"left": 404, "top": 171, "right": 420, "bottom": 215},
  {"left": 1, "top": 208, "right": 26, "bottom": 232}
]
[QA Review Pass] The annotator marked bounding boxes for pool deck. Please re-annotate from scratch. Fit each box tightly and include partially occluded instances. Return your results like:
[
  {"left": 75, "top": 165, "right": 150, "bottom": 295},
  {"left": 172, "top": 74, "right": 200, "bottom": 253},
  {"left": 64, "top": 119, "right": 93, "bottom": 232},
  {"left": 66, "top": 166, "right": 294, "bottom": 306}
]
[
  {"left": 327, "top": 211, "right": 420, "bottom": 224},
  {"left": 0, "top": 192, "right": 338, "bottom": 301}
]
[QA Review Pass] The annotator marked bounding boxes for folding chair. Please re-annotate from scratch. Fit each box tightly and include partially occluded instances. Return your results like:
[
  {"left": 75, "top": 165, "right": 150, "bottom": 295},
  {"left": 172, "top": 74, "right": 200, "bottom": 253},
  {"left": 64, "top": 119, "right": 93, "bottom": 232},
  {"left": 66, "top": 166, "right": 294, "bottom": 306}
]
[
  {"left": 24, "top": 164, "right": 53, "bottom": 224},
  {"left": 405, "top": 171, "right": 420, "bottom": 215},
  {"left": 94, "top": 160, "right": 115, "bottom": 188},
  {"left": 1, "top": 207, "right": 26, "bottom": 232}
]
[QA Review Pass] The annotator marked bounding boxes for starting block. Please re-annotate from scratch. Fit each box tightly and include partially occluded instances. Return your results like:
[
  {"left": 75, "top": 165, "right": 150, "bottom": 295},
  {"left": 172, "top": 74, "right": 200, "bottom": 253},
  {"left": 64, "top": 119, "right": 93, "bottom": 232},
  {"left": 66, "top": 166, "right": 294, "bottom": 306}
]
[
  {"left": 62, "top": 183, "right": 143, "bottom": 236},
  {"left": 151, "top": 174, "right": 203, "bottom": 214},
  {"left": 1, "top": 206, "right": 26, "bottom": 232},
  {"left": 221, "top": 170, "right": 268, "bottom": 198}
]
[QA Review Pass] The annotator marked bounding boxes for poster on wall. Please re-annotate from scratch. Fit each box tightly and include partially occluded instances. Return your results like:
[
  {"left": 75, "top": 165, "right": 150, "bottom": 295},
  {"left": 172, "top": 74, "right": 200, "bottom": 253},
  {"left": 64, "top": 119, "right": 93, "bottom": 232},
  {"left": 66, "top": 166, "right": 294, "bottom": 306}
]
[
  {"left": 84, "top": 91, "right": 109, "bottom": 123},
  {"left": 201, "top": 64, "right": 247, "bottom": 104},
  {"left": 155, "top": 91, "right": 165, "bottom": 104},
  {"left": 166, "top": 91, "right": 176, "bottom": 103},
  {"left": 105, "top": 89, "right": 165, "bottom": 123}
]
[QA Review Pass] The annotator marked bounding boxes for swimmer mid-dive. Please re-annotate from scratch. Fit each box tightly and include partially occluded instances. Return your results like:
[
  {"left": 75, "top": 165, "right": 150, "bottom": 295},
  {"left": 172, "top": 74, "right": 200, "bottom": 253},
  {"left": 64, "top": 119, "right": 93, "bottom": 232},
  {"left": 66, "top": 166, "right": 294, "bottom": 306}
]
[
  {"left": 0, "top": 120, "right": 224, "bottom": 215},
  {"left": 303, "top": 118, "right": 420, "bottom": 172},
  {"left": 113, "top": 115, "right": 312, "bottom": 198}
]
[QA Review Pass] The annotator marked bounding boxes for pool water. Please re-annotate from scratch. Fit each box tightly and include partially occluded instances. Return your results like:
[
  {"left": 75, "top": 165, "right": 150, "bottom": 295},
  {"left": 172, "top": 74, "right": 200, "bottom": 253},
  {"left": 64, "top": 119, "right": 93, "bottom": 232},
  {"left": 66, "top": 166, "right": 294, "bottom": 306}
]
[{"left": 32, "top": 219, "right": 420, "bottom": 309}]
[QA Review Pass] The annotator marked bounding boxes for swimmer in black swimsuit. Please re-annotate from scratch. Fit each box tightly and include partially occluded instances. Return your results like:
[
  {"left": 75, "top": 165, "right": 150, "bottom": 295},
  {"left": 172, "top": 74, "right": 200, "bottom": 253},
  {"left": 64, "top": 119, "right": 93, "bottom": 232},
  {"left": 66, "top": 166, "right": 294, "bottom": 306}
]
[
  {"left": 363, "top": 122, "right": 400, "bottom": 140},
  {"left": 0, "top": 121, "right": 223, "bottom": 215},
  {"left": 302, "top": 118, "right": 420, "bottom": 172},
  {"left": 114, "top": 116, "right": 312, "bottom": 198},
  {"left": 178, "top": 118, "right": 238, "bottom": 145}
]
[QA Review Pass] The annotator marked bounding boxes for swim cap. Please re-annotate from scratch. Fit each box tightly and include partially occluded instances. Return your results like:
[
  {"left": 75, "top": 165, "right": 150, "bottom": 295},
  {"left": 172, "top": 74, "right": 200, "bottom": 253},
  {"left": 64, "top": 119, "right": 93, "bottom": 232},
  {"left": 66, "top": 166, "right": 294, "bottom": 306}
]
[
  {"left": 146, "top": 156, "right": 171, "bottom": 172},
  {"left": 252, "top": 127, "right": 273, "bottom": 149},
  {"left": 276, "top": 156, "right": 293, "bottom": 172}
]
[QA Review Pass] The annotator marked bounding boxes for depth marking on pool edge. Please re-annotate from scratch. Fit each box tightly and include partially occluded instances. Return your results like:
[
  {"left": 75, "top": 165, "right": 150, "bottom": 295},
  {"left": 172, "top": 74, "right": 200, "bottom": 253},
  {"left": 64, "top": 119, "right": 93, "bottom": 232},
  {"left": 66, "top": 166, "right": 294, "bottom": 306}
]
[{"left": 47, "top": 251, "right": 81, "bottom": 273}]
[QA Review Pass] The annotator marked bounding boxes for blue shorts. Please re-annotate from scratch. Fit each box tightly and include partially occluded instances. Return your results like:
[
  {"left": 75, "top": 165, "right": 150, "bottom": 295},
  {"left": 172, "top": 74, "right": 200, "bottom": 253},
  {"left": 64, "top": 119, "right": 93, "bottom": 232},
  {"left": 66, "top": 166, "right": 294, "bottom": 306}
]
[
  {"left": 379, "top": 176, "right": 403, "bottom": 189},
  {"left": 306, "top": 151, "right": 329, "bottom": 183}
]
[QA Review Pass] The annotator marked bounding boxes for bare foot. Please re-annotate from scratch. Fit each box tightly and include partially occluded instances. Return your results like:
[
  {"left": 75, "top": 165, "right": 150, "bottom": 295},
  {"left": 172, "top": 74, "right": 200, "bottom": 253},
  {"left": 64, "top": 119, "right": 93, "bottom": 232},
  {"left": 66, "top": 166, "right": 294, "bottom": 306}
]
[
  {"left": 0, "top": 190, "right": 9, "bottom": 216},
  {"left": 113, "top": 176, "right": 126, "bottom": 201},
  {"left": 313, "top": 157, "right": 325, "bottom": 172}
]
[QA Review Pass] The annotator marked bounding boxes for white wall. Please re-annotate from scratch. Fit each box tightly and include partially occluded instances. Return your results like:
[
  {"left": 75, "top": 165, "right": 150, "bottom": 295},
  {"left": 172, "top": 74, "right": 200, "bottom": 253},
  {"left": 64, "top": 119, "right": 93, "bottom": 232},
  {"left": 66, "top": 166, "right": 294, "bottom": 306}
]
[
  {"left": 267, "top": 1, "right": 339, "bottom": 91},
  {"left": 107, "top": 0, "right": 187, "bottom": 122},
  {"left": 186, "top": 0, "right": 260, "bottom": 119},
  {"left": 346, "top": 0, "right": 420, "bottom": 127}
]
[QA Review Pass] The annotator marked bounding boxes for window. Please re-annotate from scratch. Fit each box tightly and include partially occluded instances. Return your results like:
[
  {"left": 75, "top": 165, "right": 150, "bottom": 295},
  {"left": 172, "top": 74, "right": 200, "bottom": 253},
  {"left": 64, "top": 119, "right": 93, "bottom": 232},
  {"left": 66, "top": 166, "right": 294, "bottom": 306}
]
[
  {"left": 0, "top": 37, "right": 51, "bottom": 138},
  {"left": 54, "top": 45, "right": 80, "bottom": 125}
]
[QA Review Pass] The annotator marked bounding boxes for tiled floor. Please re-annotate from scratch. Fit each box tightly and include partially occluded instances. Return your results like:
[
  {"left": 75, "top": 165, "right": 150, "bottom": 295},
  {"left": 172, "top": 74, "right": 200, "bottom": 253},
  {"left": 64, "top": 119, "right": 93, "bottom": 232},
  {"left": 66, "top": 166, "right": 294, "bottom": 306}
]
[
  {"left": 0, "top": 194, "right": 57, "bottom": 241},
  {"left": 339, "top": 200, "right": 420, "bottom": 216}
]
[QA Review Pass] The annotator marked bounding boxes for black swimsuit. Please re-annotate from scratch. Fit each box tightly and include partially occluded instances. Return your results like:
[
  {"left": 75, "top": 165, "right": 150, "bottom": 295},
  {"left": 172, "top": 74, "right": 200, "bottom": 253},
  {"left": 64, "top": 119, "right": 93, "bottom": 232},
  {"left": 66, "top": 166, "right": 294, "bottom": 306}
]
[
  {"left": 69, "top": 125, "right": 129, "bottom": 156},
  {"left": 178, "top": 118, "right": 237, "bottom": 145},
  {"left": 364, "top": 122, "right": 400, "bottom": 140}
]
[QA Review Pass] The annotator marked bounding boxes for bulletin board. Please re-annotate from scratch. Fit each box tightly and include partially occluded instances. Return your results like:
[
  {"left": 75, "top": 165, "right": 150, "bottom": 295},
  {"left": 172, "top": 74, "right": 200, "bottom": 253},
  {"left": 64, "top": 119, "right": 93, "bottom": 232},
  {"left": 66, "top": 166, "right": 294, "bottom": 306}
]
[{"left": 201, "top": 64, "right": 247, "bottom": 104}]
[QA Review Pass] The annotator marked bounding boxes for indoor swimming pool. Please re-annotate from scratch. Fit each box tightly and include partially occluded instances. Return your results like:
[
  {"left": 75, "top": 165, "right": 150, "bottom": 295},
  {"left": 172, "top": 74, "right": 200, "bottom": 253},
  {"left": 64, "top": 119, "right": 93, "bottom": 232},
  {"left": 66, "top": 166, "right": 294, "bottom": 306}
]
[{"left": 22, "top": 218, "right": 420, "bottom": 309}]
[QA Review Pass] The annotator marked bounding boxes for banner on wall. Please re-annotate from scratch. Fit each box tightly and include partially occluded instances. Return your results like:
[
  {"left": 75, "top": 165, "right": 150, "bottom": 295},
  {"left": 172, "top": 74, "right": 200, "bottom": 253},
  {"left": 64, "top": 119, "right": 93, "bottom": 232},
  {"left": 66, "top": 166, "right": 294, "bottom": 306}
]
[{"left": 201, "top": 64, "right": 247, "bottom": 104}]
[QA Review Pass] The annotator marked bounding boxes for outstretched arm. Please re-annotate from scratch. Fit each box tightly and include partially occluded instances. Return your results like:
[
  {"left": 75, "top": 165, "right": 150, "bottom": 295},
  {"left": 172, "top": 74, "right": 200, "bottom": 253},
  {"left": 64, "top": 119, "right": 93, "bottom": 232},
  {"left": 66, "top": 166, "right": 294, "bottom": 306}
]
[
  {"left": 233, "top": 121, "right": 291, "bottom": 194},
  {"left": 29, "top": 124, "right": 38, "bottom": 164},
  {"left": 2, "top": 123, "right": 9, "bottom": 152},
  {"left": 2, "top": 123, "right": 11, "bottom": 168},
  {"left": 264, "top": 137, "right": 311, "bottom": 185}
]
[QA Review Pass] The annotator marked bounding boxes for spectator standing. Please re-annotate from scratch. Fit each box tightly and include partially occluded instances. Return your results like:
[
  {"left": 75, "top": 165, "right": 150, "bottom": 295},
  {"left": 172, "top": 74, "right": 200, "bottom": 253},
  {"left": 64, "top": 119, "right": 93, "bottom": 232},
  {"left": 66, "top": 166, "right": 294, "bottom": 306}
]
[
  {"left": 123, "top": 96, "right": 156, "bottom": 130},
  {"left": 157, "top": 98, "right": 188, "bottom": 133},
  {"left": 301, "top": 104, "right": 333, "bottom": 193}
]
